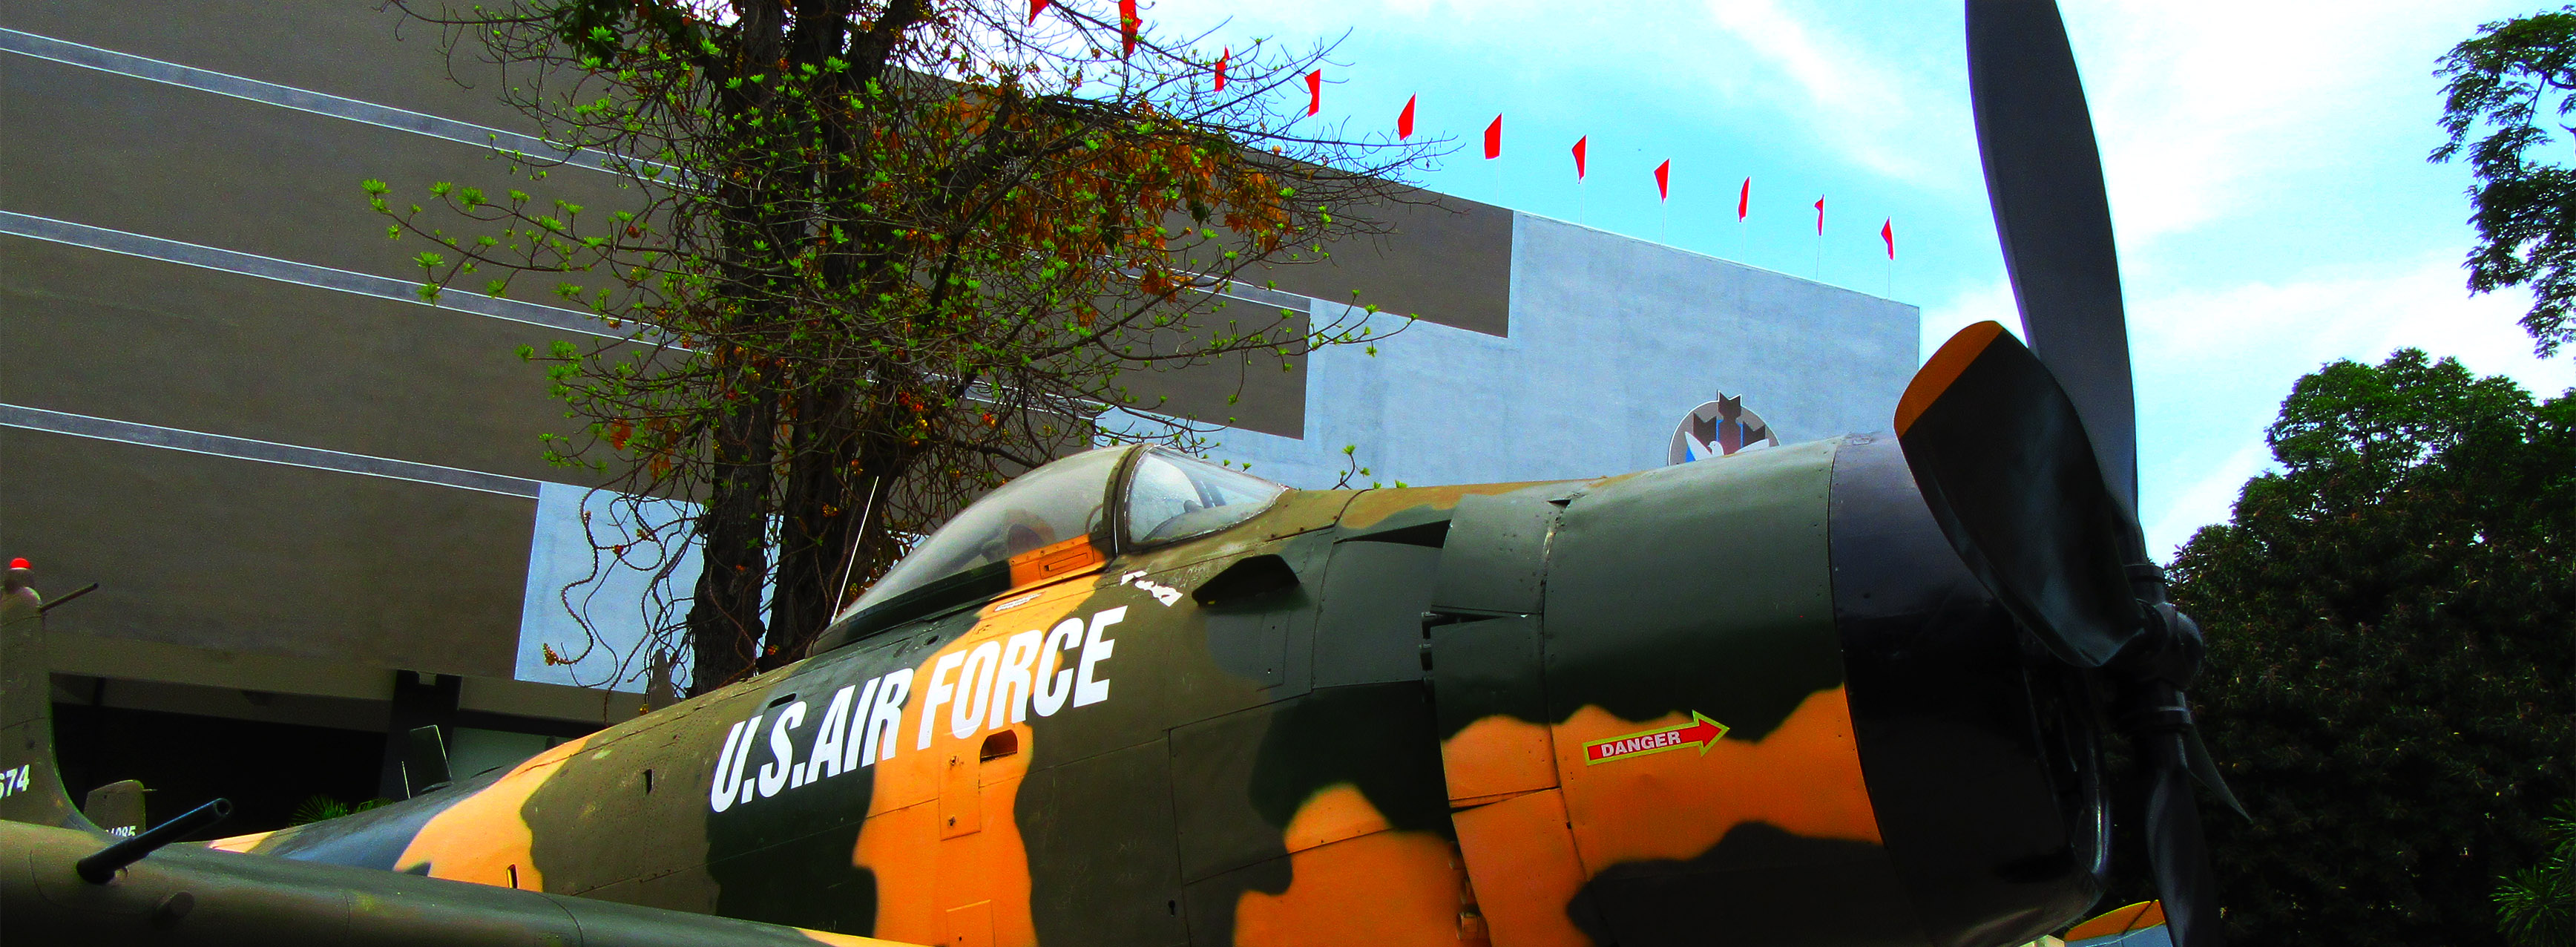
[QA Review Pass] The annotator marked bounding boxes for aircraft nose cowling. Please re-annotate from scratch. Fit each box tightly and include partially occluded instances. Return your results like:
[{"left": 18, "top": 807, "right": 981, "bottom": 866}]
[{"left": 1425, "top": 436, "right": 2109, "bottom": 947}]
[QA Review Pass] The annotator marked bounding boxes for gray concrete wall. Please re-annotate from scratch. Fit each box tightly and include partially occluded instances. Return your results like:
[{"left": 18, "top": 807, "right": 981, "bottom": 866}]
[
  {"left": 1, "top": 0, "right": 1911, "bottom": 703},
  {"left": 2, "top": 1, "right": 637, "bottom": 692},
  {"left": 3, "top": 429, "right": 533, "bottom": 678}
]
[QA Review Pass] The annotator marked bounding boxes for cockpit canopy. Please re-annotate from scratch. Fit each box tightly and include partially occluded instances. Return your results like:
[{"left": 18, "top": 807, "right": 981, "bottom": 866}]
[
  {"left": 824, "top": 445, "right": 1287, "bottom": 646},
  {"left": 1123, "top": 448, "right": 1289, "bottom": 545},
  {"left": 855, "top": 446, "right": 1126, "bottom": 615}
]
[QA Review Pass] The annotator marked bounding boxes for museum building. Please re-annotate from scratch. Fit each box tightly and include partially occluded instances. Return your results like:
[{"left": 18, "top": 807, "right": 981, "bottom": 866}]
[{"left": 0, "top": 0, "right": 1917, "bottom": 830}]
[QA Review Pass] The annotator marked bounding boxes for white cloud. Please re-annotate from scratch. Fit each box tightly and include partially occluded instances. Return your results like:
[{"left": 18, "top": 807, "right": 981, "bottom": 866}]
[
  {"left": 2146, "top": 438, "right": 2274, "bottom": 559},
  {"left": 1927, "top": 252, "right": 2575, "bottom": 561},
  {"left": 1919, "top": 277, "right": 2022, "bottom": 357},
  {"left": 1691, "top": 0, "right": 1971, "bottom": 186},
  {"left": 2069, "top": 1, "right": 2526, "bottom": 249},
  {"left": 2135, "top": 252, "right": 2571, "bottom": 557}
]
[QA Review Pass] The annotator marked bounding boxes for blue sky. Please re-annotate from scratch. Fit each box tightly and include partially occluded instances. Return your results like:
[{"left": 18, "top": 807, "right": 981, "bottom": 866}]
[{"left": 1149, "top": 0, "right": 2576, "bottom": 559}]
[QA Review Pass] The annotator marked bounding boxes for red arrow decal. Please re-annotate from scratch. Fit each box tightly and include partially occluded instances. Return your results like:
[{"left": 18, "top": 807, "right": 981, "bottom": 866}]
[{"left": 1582, "top": 712, "right": 1731, "bottom": 765}]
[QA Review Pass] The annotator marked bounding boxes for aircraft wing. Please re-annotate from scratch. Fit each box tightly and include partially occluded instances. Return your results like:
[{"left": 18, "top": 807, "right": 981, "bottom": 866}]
[{"left": 2, "top": 818, "right": 924, "bottom": 947}]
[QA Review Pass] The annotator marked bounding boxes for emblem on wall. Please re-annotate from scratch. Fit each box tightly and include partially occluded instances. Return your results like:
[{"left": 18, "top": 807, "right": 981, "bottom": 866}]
[{"left": 1668, "top": 393, "right": 1779, "bottom": 464}]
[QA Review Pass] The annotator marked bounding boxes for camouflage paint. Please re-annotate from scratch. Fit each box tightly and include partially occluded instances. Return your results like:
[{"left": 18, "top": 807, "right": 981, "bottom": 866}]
[
  {"left": 154, "top": 435, "right": 2111, "bottom": 947},
  {"left": 1397, "top": 442, "right": 1922, "bottom": 947},
  {"left": 4, "top": 819, "right": 921, "bottom": 946},
  {"left": 1229, "top": 784, "right": 1480, "bottom": 947},
  {"left": 0, "top": 586, "right": 91, "bottom": 833},
  {"left": 396, "top": 731, "right": 602, "bottom": 888}
]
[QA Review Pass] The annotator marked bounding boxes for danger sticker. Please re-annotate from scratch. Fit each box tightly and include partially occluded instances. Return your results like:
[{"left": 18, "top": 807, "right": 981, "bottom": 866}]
[{"left": 1582, "top": 712, "right": 1729, "bottom": 765}]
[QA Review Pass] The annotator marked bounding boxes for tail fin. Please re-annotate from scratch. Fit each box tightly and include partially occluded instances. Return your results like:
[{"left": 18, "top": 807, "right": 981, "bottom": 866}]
[
  {"left": 83, "top": 780, "right": 147, "bottom": 836},
  {"left": 1, "top": 569, "right": 101, "bottom": 830}
]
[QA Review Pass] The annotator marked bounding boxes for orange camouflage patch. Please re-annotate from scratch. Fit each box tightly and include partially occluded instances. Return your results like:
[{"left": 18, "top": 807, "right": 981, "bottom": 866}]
[
  {"left": 854, "top": 578, "right": 1101, "bottom": 947},
  {"left": 1552, "top": 685, "right": 1882, "bottom": 875},
  {"left": 2065, "top": 900, "right": 2164, "bottom": 940},
  {"left": 796, "top": 928, "right": 941, "bottom": 947},
  {"left": 1278, "top": 781, "right": 1390, "bottom": 855},
  {"left": 203, "top": 828, "right": 275, "bottom": 854},
  {"left": 1234, "top": 784, "right": 1482, "bottom": 947},
  {"left": 1450, "top": 788, "right": 1589, "bottom": 947},
  {"left": 395, "top": 732, "right": 600, "bottom": 889},
  {"left": 852, "top": 800, "right": 942, "bottom": 940},
  {"left": 1438, "top": 715, "right": 1559, "bottom": 805}
]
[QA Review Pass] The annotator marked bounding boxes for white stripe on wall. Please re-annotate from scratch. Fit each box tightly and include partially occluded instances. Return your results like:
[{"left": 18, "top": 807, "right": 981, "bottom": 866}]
[
  {"left": 0, "top": 211, "right": 625, "bottom": 340},
  {"left": 0, "top": 26, "right": 634, "bottom": 174},
  {"left": 0, "top": 404, "right": 542, "bottom": 498}
]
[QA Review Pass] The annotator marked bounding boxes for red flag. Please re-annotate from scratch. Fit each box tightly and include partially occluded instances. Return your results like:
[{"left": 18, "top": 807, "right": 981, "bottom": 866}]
[
  {"left": 1571, "top": 136, "right": 1588, "bottom": 180},
  {"left": 1306, "top": 70, "right": 1321, "bottom": 116},
  {"left": 1119, "top": 0, "right": 1137, "bottom": 57},
  {"left": 1882, "top": 219, "right": 1895, "bottom": 259},
  {"left": 1484, "top": 115, "right": 1502, "bottom": 159},
  {"left": 1398, "top": 95, "right": 1416, "bottom": 140},
  {"left": 1028, "top": 0, "right": 1046, "bottom": 23},
  {"left": 1738, "top": 178, "right": 1750, "bottom": 220},
  {"left": 1655, "top": 160, "right": 1671, "bottom": 200},
  {"left": 1814, "top": 195, "right": 1825, "bottom": 234},
  {"left": 1214, "top": 47, "right": 1228, "bottom": 91}
]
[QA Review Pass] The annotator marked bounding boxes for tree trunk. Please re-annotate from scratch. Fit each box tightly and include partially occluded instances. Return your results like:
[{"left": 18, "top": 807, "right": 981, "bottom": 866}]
[
  {"left": 768, "top": 416, "right": 920, "bottom": 656},
  {"left": 763, "top": 387, "right": 858, "bottom": 669},
  {"left": 684, "top": 0, "right": 789, "bottom": 696},
  {"left": 683, "top": 367, "right": 777, "bottom": 696}
]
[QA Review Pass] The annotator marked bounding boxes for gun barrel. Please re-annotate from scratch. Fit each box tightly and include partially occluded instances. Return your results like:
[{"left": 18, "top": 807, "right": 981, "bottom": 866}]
[{"left": 75, "top": 797, "right": 231, "bottom": 883}]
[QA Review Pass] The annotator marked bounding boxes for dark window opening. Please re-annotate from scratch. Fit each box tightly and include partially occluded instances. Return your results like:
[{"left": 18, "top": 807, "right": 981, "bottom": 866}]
[{"left": 979, "top": 730, "right": 1019, "bottom": 761}]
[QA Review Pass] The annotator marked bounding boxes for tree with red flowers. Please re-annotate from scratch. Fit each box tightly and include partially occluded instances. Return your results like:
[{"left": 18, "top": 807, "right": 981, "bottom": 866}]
[{"left": 369, "top": 0, "right": 1436, "bottom": 695}]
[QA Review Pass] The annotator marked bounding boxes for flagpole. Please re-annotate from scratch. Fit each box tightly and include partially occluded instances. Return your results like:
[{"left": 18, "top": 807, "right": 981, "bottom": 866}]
[
  {"left": 1881, "top": 219, "right": 1896, "bottom": 298},
  {"left": 1571, "top": 136, "right": 1588, "bottom": 225},
  {"left": 1655, "top": 160, "right": 1670, "bottom": 243},
  {"left": 1736, "top": 177, "right": 1752, "bottom": 263},
  {"left": 1485, "top": 115, "right": 1505, "bottom": 206}
]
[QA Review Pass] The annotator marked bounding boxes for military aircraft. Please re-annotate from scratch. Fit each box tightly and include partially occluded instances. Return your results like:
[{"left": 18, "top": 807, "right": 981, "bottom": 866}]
[{"left": 0, "top": 1, "right": 2240, "bottom": 945}]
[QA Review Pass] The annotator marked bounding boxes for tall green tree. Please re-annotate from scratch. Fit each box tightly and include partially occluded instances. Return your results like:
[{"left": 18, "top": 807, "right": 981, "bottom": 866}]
[
  {"left": 2436, "top": 7, "right": 2576, "bottom": 356},
  {"left": 2168, "top": 350, "right": 2574, "bottom": 945},
  {"left": 2496, "top": 799, "right": 2575, "bottom": 947},
  {"left": 372, "top": 1, "right": 1429, "bottom": 695}
]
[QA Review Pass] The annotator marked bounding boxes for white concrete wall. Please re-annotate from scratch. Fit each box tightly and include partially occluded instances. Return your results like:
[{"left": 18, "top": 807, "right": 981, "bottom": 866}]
[
  {"left": 514, "top": 481, "right": 702, "bottom": 692},
  {"left": 1203, "top": 212, "right": 1919, "bottom": 488}
]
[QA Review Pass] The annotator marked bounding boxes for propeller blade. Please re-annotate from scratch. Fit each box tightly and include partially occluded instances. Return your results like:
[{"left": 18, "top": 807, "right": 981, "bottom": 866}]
[
  {"left": 2183, "top": 720, "right": 2249, "bottom": 821},
  {"left": 1962, "top": 6, "right": 2244, "bottom": 938},
  {"left": 1966, "top": 0, "right": 2140, "bottom": 513},
  {"left": 1896, "top": 321, "right": 2143, "bottom": 667},
  {"left": 2143, "top": 732, "right": 2223, "bottom": 947}
]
